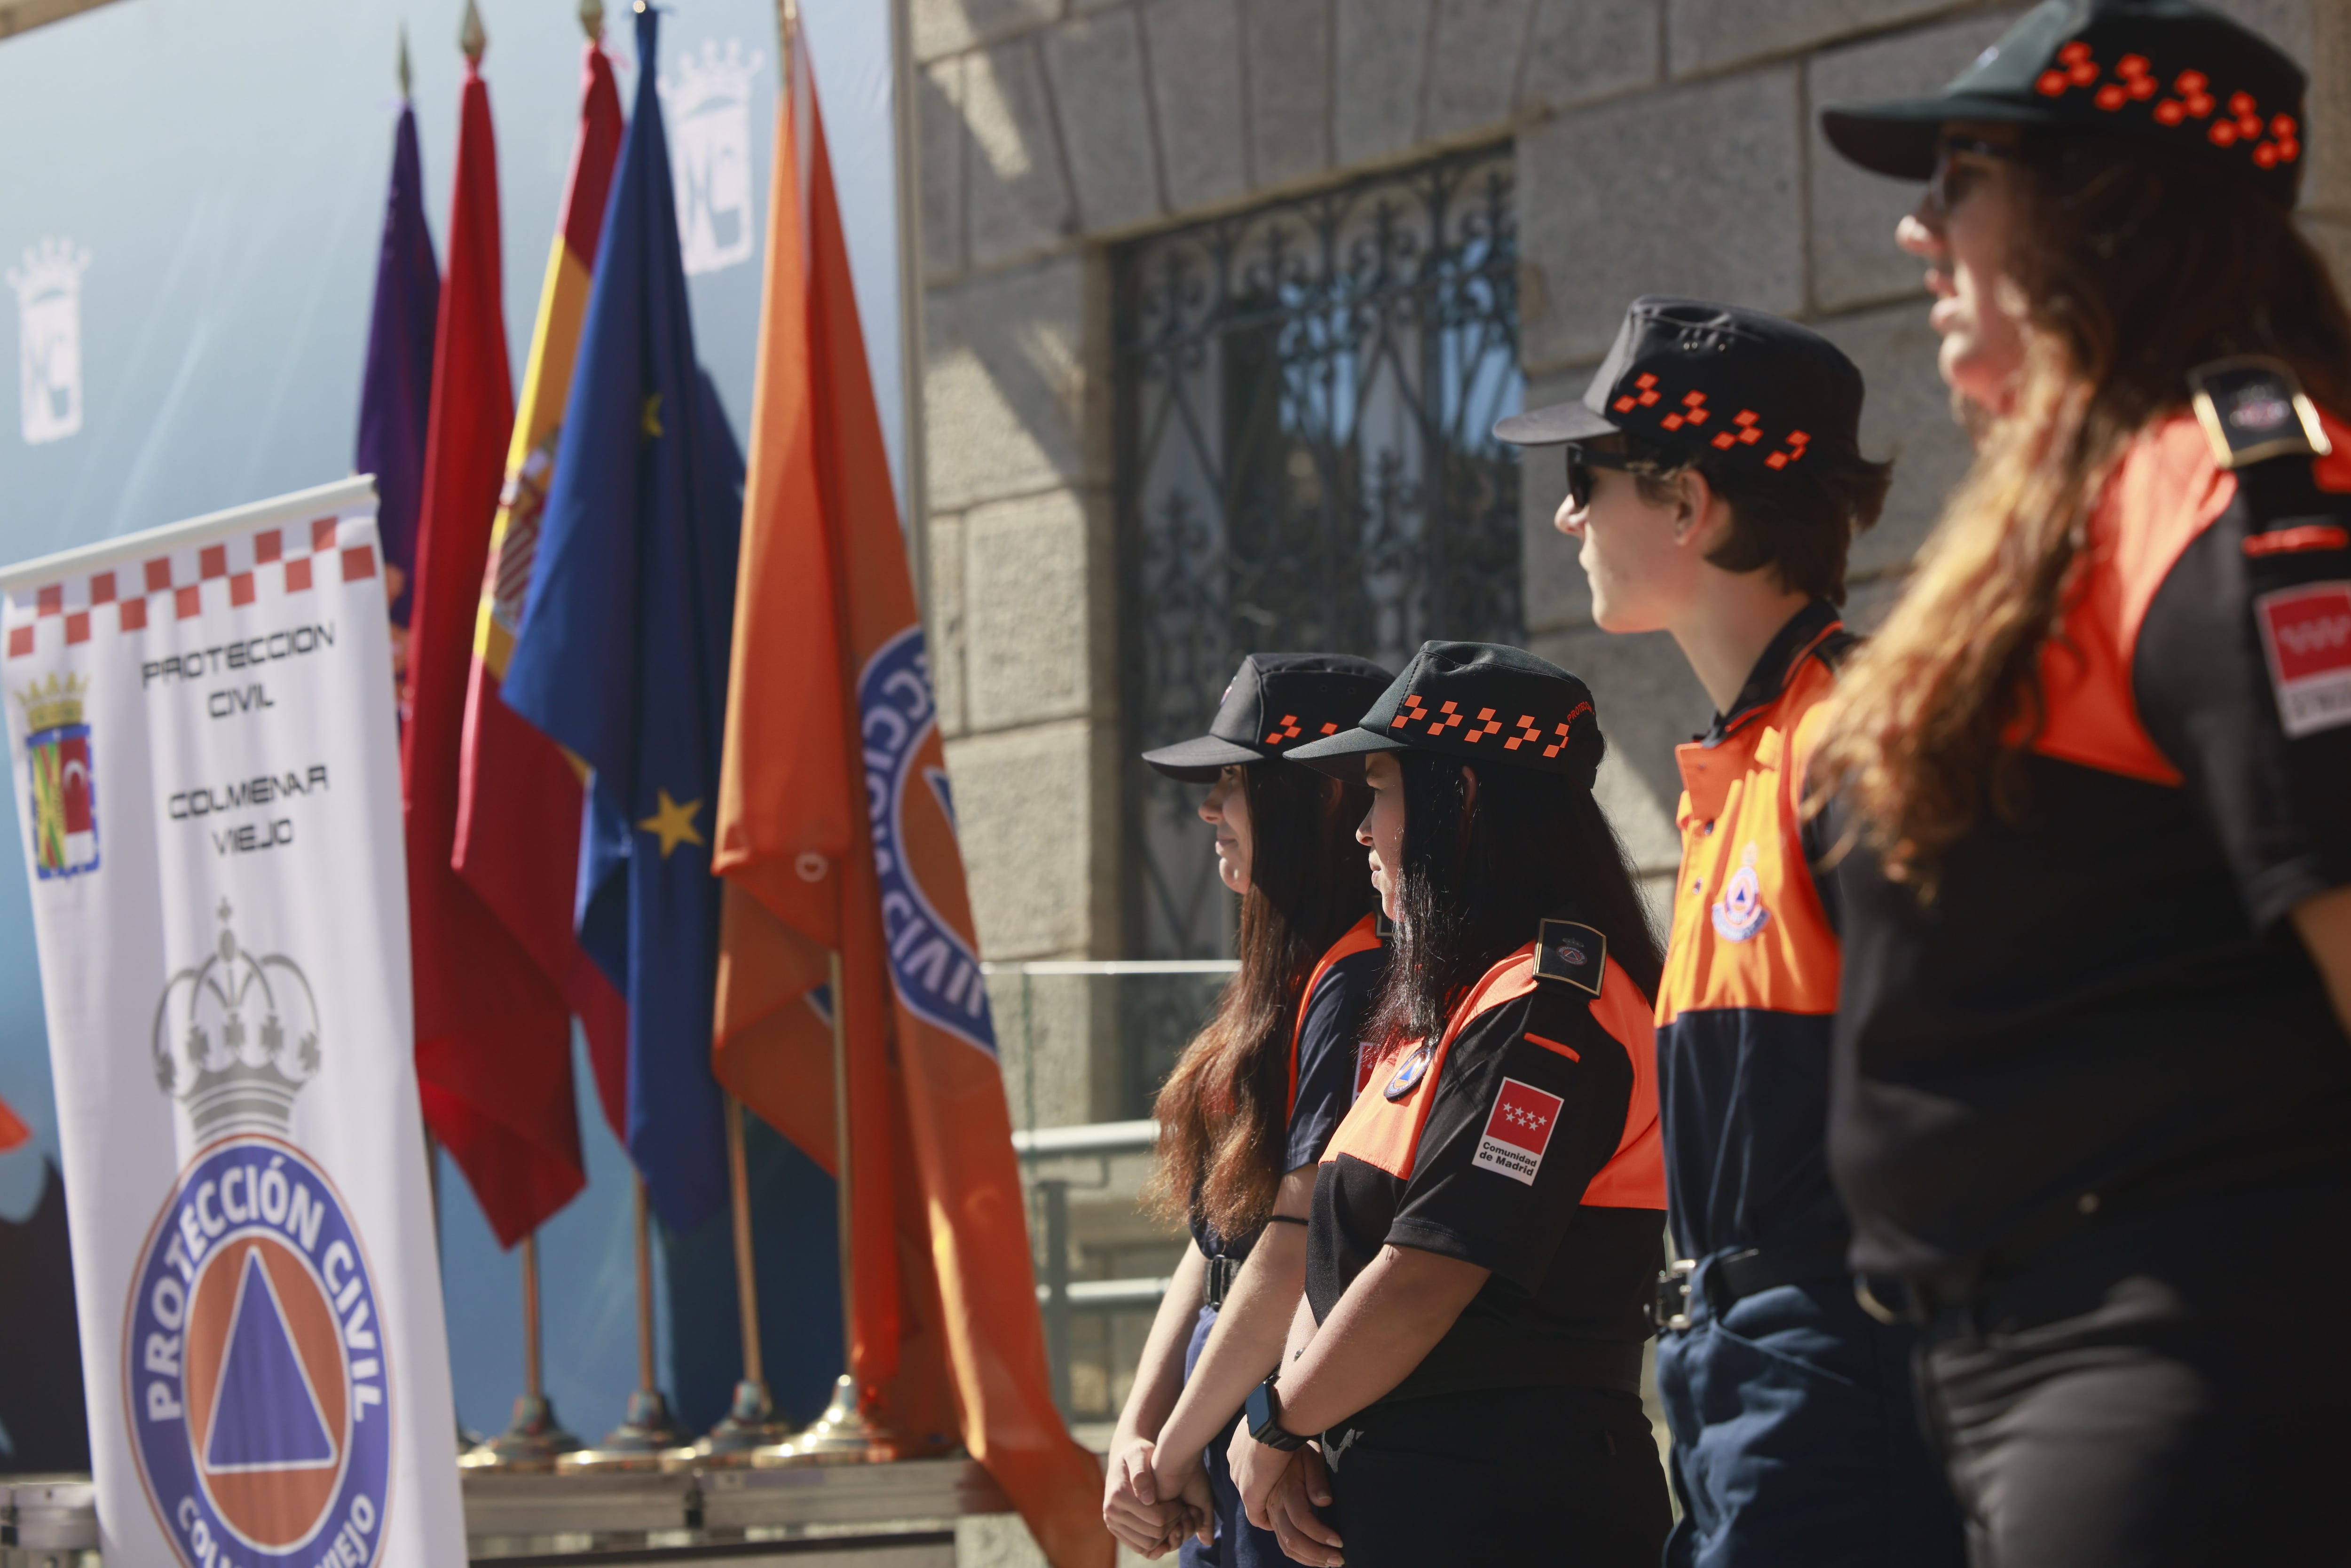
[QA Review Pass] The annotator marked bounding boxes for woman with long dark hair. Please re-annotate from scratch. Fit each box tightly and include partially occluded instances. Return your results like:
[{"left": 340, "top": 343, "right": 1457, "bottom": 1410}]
[
  {"left": 1226, "top": 643, "right": 1672, "bottom": 1568},
  {"left": 1103, "top": 654, "right": 1391, "bottom": 1564},
  {"left": 1815, "top": 3, "right": 2351, "bottom": 1560}
]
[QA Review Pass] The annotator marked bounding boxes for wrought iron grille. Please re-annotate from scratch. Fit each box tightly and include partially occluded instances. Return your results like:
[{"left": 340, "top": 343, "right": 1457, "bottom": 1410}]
[{"left": 1113, "top": 145, "right": 1525, "bottom": 960}]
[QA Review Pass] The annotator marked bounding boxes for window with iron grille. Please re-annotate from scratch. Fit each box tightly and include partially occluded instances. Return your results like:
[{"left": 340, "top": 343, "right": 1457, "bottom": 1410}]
[{"left": 1113, "top": 145, "right": 1525, "bottom": 961}]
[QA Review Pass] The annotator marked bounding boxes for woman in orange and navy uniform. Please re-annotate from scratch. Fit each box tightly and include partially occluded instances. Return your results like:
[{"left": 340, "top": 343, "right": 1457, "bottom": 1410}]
[
  {"left": 1817, "top": 2, "right": 2351, "bottom": 1560},
  {"left": 1224, "top": 642, "right": 1672, "bottom": 1568},
  {"left": 1103, "top": 653, "right": 1393, "bottom": 1565}
]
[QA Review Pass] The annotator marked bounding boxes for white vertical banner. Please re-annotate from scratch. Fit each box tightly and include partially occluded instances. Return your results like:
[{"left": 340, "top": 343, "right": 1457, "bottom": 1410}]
[{"left": 0, "top": 477, "right": 463, "bottom": 1568}]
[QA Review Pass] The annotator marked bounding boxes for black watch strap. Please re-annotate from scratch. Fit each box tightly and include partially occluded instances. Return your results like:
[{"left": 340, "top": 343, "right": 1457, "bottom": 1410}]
[{"left": 1244, "top": 1377, "right": 1308, "bottom": 1451}]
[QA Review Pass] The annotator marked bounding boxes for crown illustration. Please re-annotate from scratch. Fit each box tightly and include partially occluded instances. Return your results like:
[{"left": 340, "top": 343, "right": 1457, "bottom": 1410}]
[
  {"left": 659, "top": 37, "right": 763, "bottom": 116},
  {"left": 7, "top": 237, "right": 90, "bottom": 307},
  {"left": 151, "top": 900, "right": 322, "bottom": 1138},
  {"left": 15, "top": 671, "right": 87, "bottom": 733}
]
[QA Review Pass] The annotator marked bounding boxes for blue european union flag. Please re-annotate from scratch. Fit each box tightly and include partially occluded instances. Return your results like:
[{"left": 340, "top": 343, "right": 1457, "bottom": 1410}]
[{"left": 502, "top": 4, "right": 740, "bottom": 1233}]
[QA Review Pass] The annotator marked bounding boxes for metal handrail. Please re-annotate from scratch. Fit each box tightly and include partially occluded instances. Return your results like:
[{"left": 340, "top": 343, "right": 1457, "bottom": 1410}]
[
  {"left": 1011, "top": 1119, "right": 1157, "bottom": 1159},
  {"left": 1014, "top": 1118, "right": 1177, "bottom": 1417},
  {"left": 982, "top": 959, "right": 1240, "bottom": 976}
]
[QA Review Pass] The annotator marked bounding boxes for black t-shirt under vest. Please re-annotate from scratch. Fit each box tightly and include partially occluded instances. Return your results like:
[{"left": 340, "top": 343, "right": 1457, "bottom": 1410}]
[{"left": 1308, "top": 931, "right": 1665, "bottom": 1406}]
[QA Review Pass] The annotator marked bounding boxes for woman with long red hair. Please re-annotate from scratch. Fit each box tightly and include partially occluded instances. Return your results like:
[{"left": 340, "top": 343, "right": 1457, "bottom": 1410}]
[
  {"left": 1102, "top": 653, "right": 1390, "bottom": 1564},
  {"left": 1817, "top": 2, "right": 2351, "bottom": 1560}
]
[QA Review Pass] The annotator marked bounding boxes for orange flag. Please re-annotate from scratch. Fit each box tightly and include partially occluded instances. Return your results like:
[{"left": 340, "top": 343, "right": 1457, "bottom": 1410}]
[
  {"left": 0, "top": 1091, "right": 27, "bottom": 1152},
  {"left": 712, "top": 26, "right": 1108, "bottom": 1568}
]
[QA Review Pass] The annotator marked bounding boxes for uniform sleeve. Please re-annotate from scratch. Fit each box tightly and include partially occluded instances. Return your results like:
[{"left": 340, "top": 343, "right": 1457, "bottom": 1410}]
[
  {"left": 1285, "top": 948, "right": 1382, "bottom": 1171},
  {"left": 1379, "top": 985, "right": 1634, "bottom": 1294},
  {"left": 2135, "top": 455, "right": 2351, "bottom": 929}
]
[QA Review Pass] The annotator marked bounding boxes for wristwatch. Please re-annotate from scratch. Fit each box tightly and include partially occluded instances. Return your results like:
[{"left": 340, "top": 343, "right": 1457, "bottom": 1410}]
[{"left": 1244, "top": 1376, "right": 1308, "bottom": 1451}]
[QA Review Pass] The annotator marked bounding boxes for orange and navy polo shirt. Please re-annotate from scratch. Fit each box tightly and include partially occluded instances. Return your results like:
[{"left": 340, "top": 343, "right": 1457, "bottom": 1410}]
[
  {"left": 1191, "top": 915, "right": 1386, "bottom": 1260},
  {"left": 1307, "top": 919, "right": 1665, "bottom": 1403},
  {"left": 1830, "top": 410, "right": 2351, "bottom": 1279},
  {"left": 1656, "top": 599, "right": 1854, "bottom": 1264}
]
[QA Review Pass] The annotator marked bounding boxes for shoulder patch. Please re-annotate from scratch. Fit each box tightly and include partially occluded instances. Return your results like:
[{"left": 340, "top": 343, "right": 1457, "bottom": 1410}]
[
  {"left": 2189, "top": 355, "right": 2333, "bottom": 471},
  {"left": 1533, "top": 918, "right": 1605, "bottom": 996},
  {"left": 2256, "top": 580, "right": 2351, "bottom": 736},
  {"left": 1471, "top": 1076, "right": 1565, "bottom": 1185}
]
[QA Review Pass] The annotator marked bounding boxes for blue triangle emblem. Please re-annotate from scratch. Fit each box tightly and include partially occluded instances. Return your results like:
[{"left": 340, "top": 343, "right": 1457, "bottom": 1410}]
[{"left": 204, "top": 1252, "right": 336, "bottom": 1471}]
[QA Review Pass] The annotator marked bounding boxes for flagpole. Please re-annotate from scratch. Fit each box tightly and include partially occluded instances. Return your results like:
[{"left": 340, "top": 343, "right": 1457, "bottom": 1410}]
[
  {"left": 559, "top": 1174, "right": 690, "bottom": 1471},
  {"left": 460, "top": 1232, "right": 584, "bottom": 1469},
  {"left": 694, "top": 1095, "right": 794, "bottom": 1460},
  {"left": 769, "top": 951, "right": 895, "bottom": 1462}
]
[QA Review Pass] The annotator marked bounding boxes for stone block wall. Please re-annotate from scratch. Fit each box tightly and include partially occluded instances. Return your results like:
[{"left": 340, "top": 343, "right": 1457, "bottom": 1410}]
[{"left": 919, "top": 0, "right": 2351, "bottom": 967}]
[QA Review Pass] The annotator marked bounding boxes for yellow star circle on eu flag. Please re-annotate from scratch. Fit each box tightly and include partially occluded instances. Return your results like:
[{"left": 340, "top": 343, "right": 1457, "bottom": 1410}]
[
  {"left": 641, "top": 392, "right": 664, "bottom": 441},
  {"left": 638, "top": 788, "right": 704, "bottom": 858}
]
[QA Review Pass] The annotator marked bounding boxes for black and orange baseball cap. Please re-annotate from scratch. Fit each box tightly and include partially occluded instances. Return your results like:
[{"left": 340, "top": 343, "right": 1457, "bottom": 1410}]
[
  {"left": 1822, "top": 0, "right": 2307, "bottom": 206},
  {"left": 1492, "top": 298, "right": 1866, "bottom": 474},
  {"left": 1286, "top": 642, "right": 1606, "bottom": 789},
  {"left": 1140, "top": 652, "right": 1395, "bottom": 782}
]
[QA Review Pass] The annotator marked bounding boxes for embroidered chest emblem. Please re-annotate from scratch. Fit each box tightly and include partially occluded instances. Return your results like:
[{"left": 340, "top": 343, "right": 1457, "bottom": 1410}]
[{"left": 1709, "top": 843, "right": 1771, "bottom": 943}]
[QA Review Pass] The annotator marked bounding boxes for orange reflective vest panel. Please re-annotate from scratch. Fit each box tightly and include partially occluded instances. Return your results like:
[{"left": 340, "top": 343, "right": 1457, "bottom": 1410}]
[
  {"left": 1290, "top": 913, "right": 1386, "bottom": 1114},
  {"left": 1656, "top": 600, "right": 1852, "bottom": 1262},
  {"left": 1304, "top": 935, "right": 1665, "bottom": 1403}
]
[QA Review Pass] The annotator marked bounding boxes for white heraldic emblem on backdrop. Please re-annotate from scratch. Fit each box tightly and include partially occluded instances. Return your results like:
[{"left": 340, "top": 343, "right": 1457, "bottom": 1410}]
[
  {"left": 662, "top": 38, "right": 763, "bottom": 276},
  {"left": 0, "top": 479, "right": 463, "bottom": 1568},
  {"left": 8, "top": 237, "right": 91, "bottom": 446}
]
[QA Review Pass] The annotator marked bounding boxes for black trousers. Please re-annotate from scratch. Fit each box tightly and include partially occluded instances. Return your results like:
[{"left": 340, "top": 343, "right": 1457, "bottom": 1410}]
[
  {"left": 1913, "top": 1176, "right": 2351, "bottom": 1568},
  {"left": 1324, "top": 1386, "right": 1669, "bottom": 1568}
]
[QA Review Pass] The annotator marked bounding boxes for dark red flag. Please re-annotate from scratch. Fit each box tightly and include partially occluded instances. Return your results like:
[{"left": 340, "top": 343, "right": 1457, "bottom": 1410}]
[{"left": 402, "top": 46, "right": 584, "bottom": 1246}]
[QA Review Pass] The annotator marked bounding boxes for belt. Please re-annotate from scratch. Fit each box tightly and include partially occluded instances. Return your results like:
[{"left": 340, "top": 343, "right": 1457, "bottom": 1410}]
[
  {"left": 1204, "top": 1253, "right": 1242, "bottom": 1309},
  {"left": 1656, "top": 1233, "right": 1852, "bottom": 1332}
]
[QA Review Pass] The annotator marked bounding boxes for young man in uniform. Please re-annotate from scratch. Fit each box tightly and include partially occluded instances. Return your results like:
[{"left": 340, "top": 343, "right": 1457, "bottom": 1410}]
[{"left": 1495, "top": 299, "right": 1965, "bottom": 1566}]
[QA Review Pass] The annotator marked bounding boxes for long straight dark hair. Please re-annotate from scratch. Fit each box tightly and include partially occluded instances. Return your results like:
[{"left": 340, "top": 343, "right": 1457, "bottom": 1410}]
[
  {"left": 1367, "top": 752, "right": 1663, "bottom": 1049},
  {"left": 1146, "top": 763, "right": 1377, "bottom": 1241}
]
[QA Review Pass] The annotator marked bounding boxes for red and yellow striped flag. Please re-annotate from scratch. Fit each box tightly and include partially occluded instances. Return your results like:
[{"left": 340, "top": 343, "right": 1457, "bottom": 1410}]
[{"left": 451, "top": 33, "right": 629, "bottom": 1161}]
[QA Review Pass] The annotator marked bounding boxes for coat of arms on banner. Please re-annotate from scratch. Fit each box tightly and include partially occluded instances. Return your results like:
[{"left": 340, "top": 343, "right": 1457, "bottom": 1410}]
[
  {"left": 126, "top": 903, "right": 393, "bottom": 1568},
  {"left": 661, "top": 39, "right": 763, "bottom": 276},
  {"left": 16, "top": 671, "right": 98, "bottom": 879},
  {"left": 8, "top": 237, "right": 91, "bottom": 445}
]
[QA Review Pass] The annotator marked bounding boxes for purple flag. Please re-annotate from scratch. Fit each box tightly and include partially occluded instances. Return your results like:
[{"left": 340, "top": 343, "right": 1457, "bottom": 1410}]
[{"left": 356, "top": 100, "right": 439, "bottom": 640}]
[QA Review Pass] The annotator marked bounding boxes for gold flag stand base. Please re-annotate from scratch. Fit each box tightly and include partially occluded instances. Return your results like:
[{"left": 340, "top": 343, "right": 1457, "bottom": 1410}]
[
  {"left": 753, "top": 1374, "right": 897, "bottom": 1466},
  {"left": 556, "top": 1388, "right": 694, "bottom": 1473},
  {"left": 694, "top": 1378, "right": 797, "bottom": 1466},
  {"left": 458, "top": 1393, "right": 584, "bottom": 1472}
]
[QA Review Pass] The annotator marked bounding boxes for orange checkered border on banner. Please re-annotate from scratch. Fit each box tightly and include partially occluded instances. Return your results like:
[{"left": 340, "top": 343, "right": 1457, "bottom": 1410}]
[{"left": 4, "top": 514, "right": 378, "bottom": 661}]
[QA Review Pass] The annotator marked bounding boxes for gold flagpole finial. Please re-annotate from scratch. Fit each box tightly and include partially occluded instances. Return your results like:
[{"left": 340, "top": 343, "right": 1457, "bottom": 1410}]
[
  {"left": 458, "top": 0, "right": 486, "bottom": 64},
  {"left": 397, "top": 22, "right": 412, "bottom": 99},
  {"left": 580, "top": 0, "right": 604, "bottom": 42}
]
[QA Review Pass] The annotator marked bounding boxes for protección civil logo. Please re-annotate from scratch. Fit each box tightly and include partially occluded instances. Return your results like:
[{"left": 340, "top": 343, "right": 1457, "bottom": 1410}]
[{"left": 124, "top": 905, "right": 391, "bottom": 1568}]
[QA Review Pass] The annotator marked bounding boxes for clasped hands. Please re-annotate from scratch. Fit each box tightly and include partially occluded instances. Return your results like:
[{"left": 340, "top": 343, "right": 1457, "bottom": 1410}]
[{"left": 1099, "top": 1430, "right": 1346, "bottom": 1566}]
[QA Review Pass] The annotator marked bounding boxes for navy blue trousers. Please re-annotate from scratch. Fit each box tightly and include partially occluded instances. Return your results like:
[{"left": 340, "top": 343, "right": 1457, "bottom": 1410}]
[
  {"left": 1657, "top": 1261, "right": 1965, "bottom": 1568},
  {"left": 1176, "top": 1305, "right": 1314, "bottom": 1568}
]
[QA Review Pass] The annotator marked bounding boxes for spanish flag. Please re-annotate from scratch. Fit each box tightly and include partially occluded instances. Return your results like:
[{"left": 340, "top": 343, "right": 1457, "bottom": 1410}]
[
  {"left": 403, "top": 33, "right": 587, "bottom": 1247},
  {"left": 711, "top": 24, "right": 1108, "bottom": 1568},
  {"left": 453, "top": 27, "right": 629, "bottom": 1145}
]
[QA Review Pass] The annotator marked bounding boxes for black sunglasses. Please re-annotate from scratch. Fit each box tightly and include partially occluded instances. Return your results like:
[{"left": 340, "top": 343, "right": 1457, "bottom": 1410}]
[
  {"left": 1925, "top": 135, "right": 2020, "bottom": 217},
  {"left": 1563, "top": 444, "right": 1643, "bottom": 511}
]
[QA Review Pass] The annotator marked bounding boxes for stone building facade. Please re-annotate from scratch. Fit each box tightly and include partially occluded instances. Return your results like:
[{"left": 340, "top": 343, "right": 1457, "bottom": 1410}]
[{"left": 920, "top": 0, "right": 2347, "bottom": 985}]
